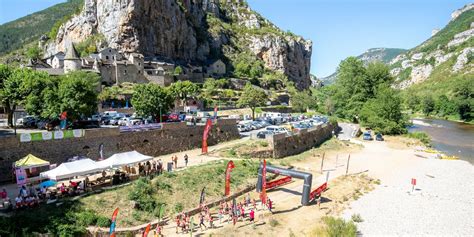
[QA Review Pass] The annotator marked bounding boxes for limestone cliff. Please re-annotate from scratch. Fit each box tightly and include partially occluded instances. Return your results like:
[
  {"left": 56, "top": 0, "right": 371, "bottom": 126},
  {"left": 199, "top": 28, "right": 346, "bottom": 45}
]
[{"left": 46, "top": 0, "right": 312, "bottom": 89}]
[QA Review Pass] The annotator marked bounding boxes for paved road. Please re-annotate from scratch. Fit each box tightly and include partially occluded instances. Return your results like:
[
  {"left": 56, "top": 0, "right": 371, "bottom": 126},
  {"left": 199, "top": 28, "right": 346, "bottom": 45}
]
[{"left": 337, "top": 122, "right": 359, "bottom": 141}]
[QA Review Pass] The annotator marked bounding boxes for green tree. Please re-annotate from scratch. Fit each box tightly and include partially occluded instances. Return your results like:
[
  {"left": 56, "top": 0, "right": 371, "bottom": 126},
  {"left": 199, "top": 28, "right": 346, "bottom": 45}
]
[
  {"left": 359, "top": 86, "right": 407, "bottom": 134},
  {"left": 51, "top": 71, "right": 99, "bottom": 120},
  {"left": 453, "top": 79, "right": 474, "bottom": 121},
  {"left": 233, "top": 52, "right": 264, "bottom": 79},
  {"left": 98, "top": 85, "right": 121, "bottom": 102},
  {"left": 421, "top": 95, "right": 435, "bottom": 116},
  {"left": 365, "top": 62, "right": 393, "bottom": 98},
  {"left": 169, "top": 80, "right": 199, "bottom": 106},
  {"left": 0, "top": 65, "right": 17, "bottom": 127},
  {"left": 290, "top": 90, "right": 315, "bottom": 112},
  {"left": 237, "top": 83, "right": 268, "bottom": 120},
  {"left": 434, "top": 95, "right": 457, "bottom": 117},
  {"left": 331, "top": 57, "right": 368, "bottom": 120},
  {"left": 26, "top": 45, "right": 42, "bottom": 61},
  {"left": 174, "top": 66, "right": 183, "bottom": 76},
  {"left": 132, "top": 84, "right": 174, "bottom": 122},
  {"left": 406, "top": 94, "right": 420, "bottom": 112}
]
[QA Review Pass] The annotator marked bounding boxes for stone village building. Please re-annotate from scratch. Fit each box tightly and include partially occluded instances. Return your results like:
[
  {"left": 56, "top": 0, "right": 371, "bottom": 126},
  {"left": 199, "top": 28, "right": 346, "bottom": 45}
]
[{"left": 29, "top": 42, "right": 227, "bottom": 88}]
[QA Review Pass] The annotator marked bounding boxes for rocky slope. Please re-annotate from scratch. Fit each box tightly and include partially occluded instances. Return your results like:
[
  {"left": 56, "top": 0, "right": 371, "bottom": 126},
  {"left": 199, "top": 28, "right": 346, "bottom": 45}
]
[
  {"left": 43, "top": 0, "right": 312, "bottom": 89},
  {"left": 390, "top": 4, "right": 473, "bottom": 89},
  {"left": 321, "top": 48, "right": 406, "bottom": 85}
]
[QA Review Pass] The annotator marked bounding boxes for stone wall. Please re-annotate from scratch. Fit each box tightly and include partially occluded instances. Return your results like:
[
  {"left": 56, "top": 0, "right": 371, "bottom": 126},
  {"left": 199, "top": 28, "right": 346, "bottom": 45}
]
[
  {"left": 271, "top": 124, "right": 334, "bottom": 158},
  {"left": 0, "top": 119, "right": 239, "bottom": 183}
]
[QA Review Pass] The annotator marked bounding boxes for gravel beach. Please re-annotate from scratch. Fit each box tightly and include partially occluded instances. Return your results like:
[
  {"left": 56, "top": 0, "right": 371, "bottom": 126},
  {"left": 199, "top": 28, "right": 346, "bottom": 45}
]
[{"left": 343, "top": 158, "right": 474, "bottom": 236}]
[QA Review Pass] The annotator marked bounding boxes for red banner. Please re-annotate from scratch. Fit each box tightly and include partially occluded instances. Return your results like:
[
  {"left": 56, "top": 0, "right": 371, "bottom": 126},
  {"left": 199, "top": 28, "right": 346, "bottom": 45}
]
[
  {"left": 310, "top": 182, "right": 328, "bottom": 201},
  {"left": 202, "top": 119, "right": 212, "bottom": 153},
  {"left": 109, "top": 208, "right": 119, "bottom": 236},
  {"left": 267, "top": 176, "right": 292, "bottom": 190},
  {"left": 260, "top": 159, "right": 267, "bottom": 204},
  {"left": 143, "top": 223, "right": 151, "bottom": 237},
  {"left": 411, "top": 178, "right": 416, "bottom": 185},
  {"left": 225, "top": 161, "right": 235, "bottom": 196}
]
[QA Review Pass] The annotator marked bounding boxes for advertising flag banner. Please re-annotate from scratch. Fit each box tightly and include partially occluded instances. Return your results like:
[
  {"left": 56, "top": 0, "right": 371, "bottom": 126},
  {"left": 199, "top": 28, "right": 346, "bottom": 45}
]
[
  {"left": 15, "top": 168, "right": 27, "bottom": 186},
  {"left": 200, "top": 187, "right": 206, "bottom": 205},
  {"left": 260, "top": 159, "right": 267, "bottom": 204},
  {"left": 202, "top": 119, "right": 212, "bottom": 153},
  {"left": 109, "top": 208, "right": 119, "bottom": 236},
  {"left": 143, "top": 223, "right": 151, "bottom": 237},
  {"left": 225, "top": 161, "right": 235, "bottom": 196}
]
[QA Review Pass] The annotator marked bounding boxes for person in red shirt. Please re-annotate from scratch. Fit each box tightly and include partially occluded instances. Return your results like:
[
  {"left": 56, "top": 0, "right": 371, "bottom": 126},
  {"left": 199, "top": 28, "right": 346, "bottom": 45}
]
[
  {"left": 249, "top": 209, "right": 255, "bottom": 223},
  {"left": 0, "top": 188, "right": 7, "bottom": 200}
]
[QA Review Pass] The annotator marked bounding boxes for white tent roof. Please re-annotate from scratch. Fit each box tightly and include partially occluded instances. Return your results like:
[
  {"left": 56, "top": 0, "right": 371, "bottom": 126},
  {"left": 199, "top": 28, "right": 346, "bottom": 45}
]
[
  {"left": 40, "top": 158, "right": 103, "bottom": 180},
  {"left": 97, "top": 151, "right": 153, "bottom": 169}
]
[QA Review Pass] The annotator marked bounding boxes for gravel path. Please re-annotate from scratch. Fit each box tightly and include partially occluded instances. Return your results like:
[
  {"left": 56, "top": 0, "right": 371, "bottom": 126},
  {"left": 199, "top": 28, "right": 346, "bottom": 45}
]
[{"left": 343, "top": 159, "right": 474, "bottom": 236}]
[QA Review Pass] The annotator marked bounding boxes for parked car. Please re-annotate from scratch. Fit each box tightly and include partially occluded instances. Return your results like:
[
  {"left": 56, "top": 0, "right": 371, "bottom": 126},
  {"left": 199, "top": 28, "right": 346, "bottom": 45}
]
[
  {"left": 130, "top": 117, "right": 143, "bottom": 125},
  {"left": 256, "top": 131, "right": 273, "bottom": 139},
  {"left": 266, "top": 126, "right": 287, "bottom": 134},
  {"left": 118, "top": 117, "right": 131, "bottom": 126},
  {"left": 109, "top": 116, "right": 123, "bottom": 125},
  {"left": 100, "top": 115, "right": 113, "bottom": 125},
  {"left": 16, "top": 116, "right": 36, "bottom": 127},
  {"left": 363, "top": 132, "right": 373, "bottom": 141},
  {"left": 71, "top": 120, "right": 100, "bottom": 129},
  {"left": 375, "top": 133, "right": 384, "bottom": 141},
  {"left": 237, "top": 124, "right": 248, "bottom": 132}
]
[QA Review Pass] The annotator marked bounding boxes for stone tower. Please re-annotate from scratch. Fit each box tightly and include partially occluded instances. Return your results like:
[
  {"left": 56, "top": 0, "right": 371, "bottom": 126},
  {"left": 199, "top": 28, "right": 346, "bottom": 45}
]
[{"left": 64, "top": 41, "right": 81, "bottom": 73}]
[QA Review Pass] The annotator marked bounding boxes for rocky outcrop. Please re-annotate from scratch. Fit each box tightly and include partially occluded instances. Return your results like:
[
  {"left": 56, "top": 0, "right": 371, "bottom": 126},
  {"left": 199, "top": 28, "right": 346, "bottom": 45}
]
[
  {"left": 46, "top": 0, "right": 312, "bottom": 89},
  {"left": 391, "top": 6, "right": 473, "bottom": 89},
  {"left": 249, "top": 35, "right": 312, "bottom": 89}
]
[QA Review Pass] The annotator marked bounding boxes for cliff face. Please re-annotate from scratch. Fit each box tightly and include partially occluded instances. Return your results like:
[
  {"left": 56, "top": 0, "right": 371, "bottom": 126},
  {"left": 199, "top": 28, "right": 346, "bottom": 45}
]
[{"left": 47, "top": 0, "right": 312, "bottom": 89}]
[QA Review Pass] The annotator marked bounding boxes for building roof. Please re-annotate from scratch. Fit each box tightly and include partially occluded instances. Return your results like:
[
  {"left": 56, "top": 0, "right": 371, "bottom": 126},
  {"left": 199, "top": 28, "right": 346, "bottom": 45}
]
[{"left": 65, "top": 41, "right": 80, "bottom": 60}]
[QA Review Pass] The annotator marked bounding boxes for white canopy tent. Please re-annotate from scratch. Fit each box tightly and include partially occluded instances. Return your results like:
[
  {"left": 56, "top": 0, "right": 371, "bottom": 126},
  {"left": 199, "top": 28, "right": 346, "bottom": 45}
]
[
  {"left": 97, "top": 151, "right": 153, "bottom": 169},
  {"left": 40, "top": 158, "right": 103, "bottom": 180}
]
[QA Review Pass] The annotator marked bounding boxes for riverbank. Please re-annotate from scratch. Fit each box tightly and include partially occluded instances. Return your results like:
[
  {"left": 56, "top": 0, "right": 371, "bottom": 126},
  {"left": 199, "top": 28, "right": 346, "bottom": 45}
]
[{"left": 339, "top": 136, "right": 474, "bottom": 236}]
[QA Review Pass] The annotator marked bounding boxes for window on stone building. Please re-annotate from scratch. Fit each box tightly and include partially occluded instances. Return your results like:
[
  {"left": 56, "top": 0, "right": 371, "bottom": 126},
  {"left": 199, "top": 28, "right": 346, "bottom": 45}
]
[
  {"left": 124, "top": 70, "right": 127, "bottom": 74},
  {"left": 106, "top": 56, "right": 109, "bottom": 60}
]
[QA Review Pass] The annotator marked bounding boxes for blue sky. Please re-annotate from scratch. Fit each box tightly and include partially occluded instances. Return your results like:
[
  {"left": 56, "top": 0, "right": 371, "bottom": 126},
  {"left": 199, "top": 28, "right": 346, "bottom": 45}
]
[{"left": 1, "top": 0, "right": 471, "bottom": 77}]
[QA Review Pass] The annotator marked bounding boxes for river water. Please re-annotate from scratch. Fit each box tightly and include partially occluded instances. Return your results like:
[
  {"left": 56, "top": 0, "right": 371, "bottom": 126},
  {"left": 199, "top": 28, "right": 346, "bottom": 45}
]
[{"left": 408, "top": 119, "right": 474, "bottom": 163}]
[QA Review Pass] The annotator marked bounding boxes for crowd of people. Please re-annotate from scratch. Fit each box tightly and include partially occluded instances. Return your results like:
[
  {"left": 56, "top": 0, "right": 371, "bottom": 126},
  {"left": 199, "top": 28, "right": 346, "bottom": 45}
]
[{"left": 170, "top": 194, "right": 275, "bottom": 235}]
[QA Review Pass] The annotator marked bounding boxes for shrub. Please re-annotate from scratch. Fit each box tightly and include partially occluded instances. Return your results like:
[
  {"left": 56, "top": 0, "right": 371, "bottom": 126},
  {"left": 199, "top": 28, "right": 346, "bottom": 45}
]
[
  {"left": 321, "top": 216, "right": 357, "bottom": 237},
  {"left": 269, "top": 219, "right": 280, "bottom": 227},
  {"left": 128, "top": 177, "right": 158, "bottom": 212},
  {"left": 96, "top": 216, "right": 111, "bottom": 227},
  {"left": 75, "top": 210, "right": 97, "bottom": 226},
  {"left": 404, "top": 132, "right": 431, "bottom": 145},
  {"left": 351, "top": 214, "right": 364, "bottom": 223}
]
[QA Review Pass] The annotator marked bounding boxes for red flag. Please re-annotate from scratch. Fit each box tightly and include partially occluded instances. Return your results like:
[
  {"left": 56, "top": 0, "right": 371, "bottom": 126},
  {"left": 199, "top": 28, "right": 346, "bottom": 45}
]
[
  {"left": 202, "top": 119, "right": 212, "bottom": 153},
  {"left": 225, "top": 161, "right": 235, "bottom": 196},
  {"left": 109, "top": 208, "right": 119, "bottom": 236},
  {"left": 143, "top": 223, "right": 151, "bottom": 237},
  {"left": 260, "top": 160, "right": 267, "bottom": 204}
]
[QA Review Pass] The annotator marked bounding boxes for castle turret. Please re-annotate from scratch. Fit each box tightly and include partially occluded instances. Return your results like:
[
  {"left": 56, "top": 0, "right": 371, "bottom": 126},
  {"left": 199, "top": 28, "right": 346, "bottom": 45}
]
[{"left": 64, "top": 41, "right": 81, "bottom": 73}]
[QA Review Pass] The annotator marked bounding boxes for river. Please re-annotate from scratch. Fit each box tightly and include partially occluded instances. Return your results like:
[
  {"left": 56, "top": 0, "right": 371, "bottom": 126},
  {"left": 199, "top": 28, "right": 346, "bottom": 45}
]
[{"left": 409, "top": 119, "right": 474, "bottom": 163}]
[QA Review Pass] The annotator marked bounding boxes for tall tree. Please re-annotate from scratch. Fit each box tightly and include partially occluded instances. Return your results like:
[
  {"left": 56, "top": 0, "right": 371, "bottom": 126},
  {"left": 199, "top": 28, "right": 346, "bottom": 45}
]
[
  {"left": 359, "top": 85, "right": 407, "bottom": 134},
  {"left": 132, "top": 84, "right": 174, "bottom": 121},
  {"left": 54, "top": 71, "right": 100, "bottom": 120},
  {"left": 331, "top": 57, "right": 368, "bottom": 120},
  {"left": 169, "top": 80, "right": 199, "bottom": 106},
  {"left": 237, "top": 83, "right": 268, "bottom": 120}
]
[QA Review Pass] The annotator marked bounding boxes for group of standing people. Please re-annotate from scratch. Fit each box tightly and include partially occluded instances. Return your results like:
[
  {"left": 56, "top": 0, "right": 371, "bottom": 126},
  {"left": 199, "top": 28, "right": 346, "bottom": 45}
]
[{"left": 138, "top": 159, "right": 164, "bottom": 176}]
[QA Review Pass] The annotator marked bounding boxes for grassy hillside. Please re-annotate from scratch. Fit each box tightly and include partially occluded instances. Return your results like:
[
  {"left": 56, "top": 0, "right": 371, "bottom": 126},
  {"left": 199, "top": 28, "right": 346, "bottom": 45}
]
[
  {"left": 415, "top": 8, "right": 474, "bottom": 53},
  {"left": 0, "top": 0, "right": 83, "bottom": 56}
]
